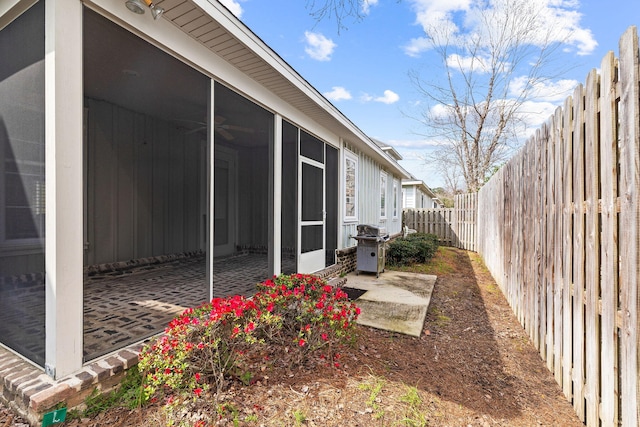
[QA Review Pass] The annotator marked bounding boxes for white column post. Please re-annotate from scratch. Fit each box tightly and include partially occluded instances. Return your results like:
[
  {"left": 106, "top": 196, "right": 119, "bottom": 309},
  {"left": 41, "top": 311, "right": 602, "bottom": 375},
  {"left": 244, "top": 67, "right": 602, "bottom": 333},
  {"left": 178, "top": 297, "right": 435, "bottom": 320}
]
[
  {"left": 207, "top": 80, "right": 215, "bottom": 299},
  {"left": 44, "top": 0, "right": 84, "bottom": 379},
  {"left": 270, "top": 114, "right": 282, "bottom": 276}
]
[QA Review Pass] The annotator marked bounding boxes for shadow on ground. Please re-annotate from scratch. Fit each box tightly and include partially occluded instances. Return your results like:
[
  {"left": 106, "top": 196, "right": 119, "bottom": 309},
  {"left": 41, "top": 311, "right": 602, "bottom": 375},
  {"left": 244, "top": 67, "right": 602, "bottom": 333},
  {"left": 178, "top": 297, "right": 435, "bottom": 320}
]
[{"left": 359, "top": 248, "right": 525, "bottom": 419}]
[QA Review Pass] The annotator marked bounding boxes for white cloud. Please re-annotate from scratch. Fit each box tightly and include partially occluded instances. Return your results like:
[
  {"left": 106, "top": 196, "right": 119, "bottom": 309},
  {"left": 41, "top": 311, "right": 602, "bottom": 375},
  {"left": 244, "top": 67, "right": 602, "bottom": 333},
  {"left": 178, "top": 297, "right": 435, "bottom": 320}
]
[
  {"left": 304, "top": 31, "right": 336, "bottom": 61},
  {"left": 389, "top": 139, "right": 445, "bottom": 149},
  {"left": 404, "top": 0, "right": 597, "bottom": 57},
  {"left": 402, "top": 0, "right": 471, "bottom": 56},
  {"left": 324, "top": 86, "right": 352, "bottom": 101},
  {"left": 404, "top": 37, "right": 433, "bottom": 58},
  {"left": 362, "top": 0, "right": 379, "bottom": 14},
  {"left": 565, "top": 27, "right": 598, "bottom": 56},
  {"left": 376, "top": 90, "right": 400, "bottom": 104},
  {"left": 446, "top": 53, "right": 490, "bottom": 73},
  {"left": 509, "top": 76, "right": 578, "bottom": 102},
  {"left": 517, "top": 100, "right": 559, "bottom": 128},
  {"left": 363, "top": 90, "right": 400, "bottom": 104},
  {"left": 218, "top": 0, "right": 243, "bottom": 18}
]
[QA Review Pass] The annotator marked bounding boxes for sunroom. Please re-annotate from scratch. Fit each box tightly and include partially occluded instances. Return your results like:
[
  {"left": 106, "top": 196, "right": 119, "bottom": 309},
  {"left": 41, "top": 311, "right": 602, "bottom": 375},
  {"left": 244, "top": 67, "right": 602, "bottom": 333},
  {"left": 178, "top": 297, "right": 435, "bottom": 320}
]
[{"left": 0, "top": 0, "right": 409, "bottom": 385}]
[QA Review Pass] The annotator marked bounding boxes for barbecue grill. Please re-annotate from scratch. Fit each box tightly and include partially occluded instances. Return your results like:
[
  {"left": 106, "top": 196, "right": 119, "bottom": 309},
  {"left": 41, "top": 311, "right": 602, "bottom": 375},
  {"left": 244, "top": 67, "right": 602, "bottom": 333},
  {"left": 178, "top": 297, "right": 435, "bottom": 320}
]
[{"left": 353, "top": 224, "right": 389, "bottom": 277}]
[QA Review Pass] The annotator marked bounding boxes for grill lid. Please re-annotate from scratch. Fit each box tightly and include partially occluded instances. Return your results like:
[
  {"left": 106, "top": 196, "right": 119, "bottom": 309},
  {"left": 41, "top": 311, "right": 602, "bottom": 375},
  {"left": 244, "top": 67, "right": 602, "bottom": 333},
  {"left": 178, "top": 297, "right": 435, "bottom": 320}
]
[{"left": 356, "top": 224, "right": 388, "bottom": 237}]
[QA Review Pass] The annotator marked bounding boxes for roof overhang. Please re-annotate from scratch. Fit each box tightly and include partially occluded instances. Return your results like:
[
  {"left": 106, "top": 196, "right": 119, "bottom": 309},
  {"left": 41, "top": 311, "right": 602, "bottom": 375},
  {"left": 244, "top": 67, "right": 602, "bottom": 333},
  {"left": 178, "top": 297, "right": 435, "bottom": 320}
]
[{"left": 402, "top": 179, "right": 437, "bottom": 199}]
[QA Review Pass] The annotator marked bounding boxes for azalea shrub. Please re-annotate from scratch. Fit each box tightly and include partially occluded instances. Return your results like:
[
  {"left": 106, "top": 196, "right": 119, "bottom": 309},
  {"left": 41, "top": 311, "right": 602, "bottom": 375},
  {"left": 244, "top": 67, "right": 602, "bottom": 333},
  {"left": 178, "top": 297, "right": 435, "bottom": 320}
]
[
  {"left": 138, "top": 273, "right": 360, "bottom": 409},
  {"left": 254, "top": 273, "right": 360, "bottom": 364},
  {"left": 138, "top": 295, "right": 261, "bottom": 402}
]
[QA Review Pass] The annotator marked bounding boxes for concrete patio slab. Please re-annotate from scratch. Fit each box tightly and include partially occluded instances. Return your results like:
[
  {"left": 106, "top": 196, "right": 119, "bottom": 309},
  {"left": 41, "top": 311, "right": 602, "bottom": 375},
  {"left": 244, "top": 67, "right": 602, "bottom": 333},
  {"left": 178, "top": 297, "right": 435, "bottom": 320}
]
[{"left": 344, "top": 271, "right": 436, "bottom": 337}]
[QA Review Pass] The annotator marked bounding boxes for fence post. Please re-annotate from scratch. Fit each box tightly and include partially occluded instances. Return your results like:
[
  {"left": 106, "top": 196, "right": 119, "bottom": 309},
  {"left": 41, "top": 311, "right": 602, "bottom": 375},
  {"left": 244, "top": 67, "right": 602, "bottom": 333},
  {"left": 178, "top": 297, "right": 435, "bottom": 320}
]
[{"left": 617, "top": 26, "right": 639, "bottom": 427}]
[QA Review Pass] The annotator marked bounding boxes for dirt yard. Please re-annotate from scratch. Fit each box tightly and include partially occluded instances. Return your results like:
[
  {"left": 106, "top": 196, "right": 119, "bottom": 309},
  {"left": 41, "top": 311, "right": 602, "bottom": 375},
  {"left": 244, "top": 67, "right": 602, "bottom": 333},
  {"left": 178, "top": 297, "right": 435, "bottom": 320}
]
[{"left": 2, "top": 247, "right": 583, "bottom": 426}]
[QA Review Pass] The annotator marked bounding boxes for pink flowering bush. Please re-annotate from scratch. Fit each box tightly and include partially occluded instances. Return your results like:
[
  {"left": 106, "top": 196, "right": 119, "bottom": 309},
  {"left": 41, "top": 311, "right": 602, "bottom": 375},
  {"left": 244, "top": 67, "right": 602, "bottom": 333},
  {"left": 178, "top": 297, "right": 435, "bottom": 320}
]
[
  {"left": 138, "top": 274, "right": 360, "bottom": 413},
  {"left": 254, "top": 274, "right": 360, "bottom": 364},
  {"left": 138, "top": 295, "right": 262, "bottom": 403}
]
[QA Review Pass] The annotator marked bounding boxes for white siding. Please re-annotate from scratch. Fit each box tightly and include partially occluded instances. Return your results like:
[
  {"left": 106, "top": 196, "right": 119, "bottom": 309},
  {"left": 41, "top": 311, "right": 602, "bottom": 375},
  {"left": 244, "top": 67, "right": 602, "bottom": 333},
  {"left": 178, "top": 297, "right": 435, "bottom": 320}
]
[
  {"left": 403, "top": 185, "right": 416, "bottom": 208},
  {"left": 84, "top": 98, "right": 205, "bottom": 265},
  {"left": 341, "top": 143, "right": 402, "bottom": 248}
]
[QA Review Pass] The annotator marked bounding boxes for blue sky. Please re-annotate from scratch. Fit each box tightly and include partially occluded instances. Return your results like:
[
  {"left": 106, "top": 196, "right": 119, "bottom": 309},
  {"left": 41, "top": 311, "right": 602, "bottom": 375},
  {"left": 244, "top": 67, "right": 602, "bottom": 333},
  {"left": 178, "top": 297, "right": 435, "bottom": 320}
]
[{"left": 220, "top": 0, "right": 640, "bottom": 189}]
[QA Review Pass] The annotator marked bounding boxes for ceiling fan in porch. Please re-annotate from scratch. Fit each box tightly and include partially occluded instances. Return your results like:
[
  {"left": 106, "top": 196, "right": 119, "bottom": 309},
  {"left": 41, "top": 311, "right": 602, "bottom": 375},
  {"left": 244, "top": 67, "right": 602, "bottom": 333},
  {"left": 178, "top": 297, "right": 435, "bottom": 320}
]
[
  {"left": 179, "top": 116, "right": 254, "bottom": 141},
  {"left": 213, "top": 115, "right": 255, "bottom": 141}
]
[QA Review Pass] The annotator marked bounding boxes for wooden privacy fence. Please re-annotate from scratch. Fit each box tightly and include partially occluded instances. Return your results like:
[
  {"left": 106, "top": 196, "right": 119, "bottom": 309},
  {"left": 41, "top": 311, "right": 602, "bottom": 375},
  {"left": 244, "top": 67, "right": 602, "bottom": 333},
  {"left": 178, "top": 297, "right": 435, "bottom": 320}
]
[
  {"left": 402, "top": 193, "right": 478, "bottom": 251},
  {"left": 477, "top": 26, "right": 639, "bottom": 427}
]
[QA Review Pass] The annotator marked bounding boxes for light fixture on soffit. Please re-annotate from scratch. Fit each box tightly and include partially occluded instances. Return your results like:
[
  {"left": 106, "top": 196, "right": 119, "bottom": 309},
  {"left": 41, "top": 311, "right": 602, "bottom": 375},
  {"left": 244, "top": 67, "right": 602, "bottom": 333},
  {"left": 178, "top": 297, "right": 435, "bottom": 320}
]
[{"left": 125, "top": 0, "right": 164, "bottom": 20}]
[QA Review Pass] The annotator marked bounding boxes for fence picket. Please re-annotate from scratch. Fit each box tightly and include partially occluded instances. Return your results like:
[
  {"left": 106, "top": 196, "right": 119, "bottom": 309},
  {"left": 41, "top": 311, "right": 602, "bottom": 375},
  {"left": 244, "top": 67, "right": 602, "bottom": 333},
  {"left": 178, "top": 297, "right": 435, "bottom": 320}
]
[
  {"left": 571, "top": 82, "right": 586, "bottom": 422},
  {"left": 561, "top": 95, "right": 574, "bottom": 400},
  {"left": 533, "top": 127, "right": 542, "bottom": 351},
  {"left": 546, "top": 116, "right": 556, "bottom": 373},
  {"left": 618, "top": 26, "right": 639, "bottom": 427},
  {"left": 540, "top": 123, "right": 549, "bottom": 362},
  {"left": 553, "top": 106, "right": 563, "bottom": 383},
  {"left": 599, "top": 50, "right": 619, "bottom": 427},
  {"left": 584, "top": 67, "right": 601, "bottom": 427}
]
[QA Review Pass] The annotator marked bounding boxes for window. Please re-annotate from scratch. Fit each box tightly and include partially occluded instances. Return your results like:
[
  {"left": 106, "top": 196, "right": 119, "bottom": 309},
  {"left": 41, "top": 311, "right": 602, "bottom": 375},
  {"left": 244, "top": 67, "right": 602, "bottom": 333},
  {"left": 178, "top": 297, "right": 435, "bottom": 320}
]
[
  {"left": 380, "top": 171, "right": 387, "bottom": 219},
  {"left": 392, "top": 179, "right": 398, "bottom": 218},
  {"left": 343, "top": 150, "right": 358, "bottom": 221}
]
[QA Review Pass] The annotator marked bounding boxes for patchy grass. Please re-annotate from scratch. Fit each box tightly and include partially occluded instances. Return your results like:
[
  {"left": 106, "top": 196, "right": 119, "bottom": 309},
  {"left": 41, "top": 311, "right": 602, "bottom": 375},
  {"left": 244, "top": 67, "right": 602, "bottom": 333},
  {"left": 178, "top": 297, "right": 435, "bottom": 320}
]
[
  {"left": 358, "top": 375, "right": 386, "bottom": 420},
  {"left": 389, "top": 246, "right": 457, "bottom": 276},
  {"left": 67, "top": 366, "right": 145, "bottom": 420},
  {"left": 399, "top": 386, "right": 427, "bottom": 426},
  {"left": 428, "top": 306, "right": 451, "bottom": 328}
]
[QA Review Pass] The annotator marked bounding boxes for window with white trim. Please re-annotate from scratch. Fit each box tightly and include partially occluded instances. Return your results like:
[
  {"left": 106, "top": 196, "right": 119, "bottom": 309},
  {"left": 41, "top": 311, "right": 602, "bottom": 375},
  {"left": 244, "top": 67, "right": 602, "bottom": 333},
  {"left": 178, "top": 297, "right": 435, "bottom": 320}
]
[
  {"left": 343, "top": 150, "right": 358, "bottom": 221},
  {"left": 380, "top": 171, "right": 387, "bottom": 219},
  {"left": 392, "top": 179, "right": 398, "bottom": 218}
]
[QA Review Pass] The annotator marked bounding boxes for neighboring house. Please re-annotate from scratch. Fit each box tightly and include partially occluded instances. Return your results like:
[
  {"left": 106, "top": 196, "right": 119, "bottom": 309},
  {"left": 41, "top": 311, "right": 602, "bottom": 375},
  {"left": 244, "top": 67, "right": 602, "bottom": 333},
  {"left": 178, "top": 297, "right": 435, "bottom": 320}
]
[
  {"left": 402, "top": 179, "right": 442, "bottom": 209},
  {"left": 0, "top": 0, "right": 410, "bottom": 385}
]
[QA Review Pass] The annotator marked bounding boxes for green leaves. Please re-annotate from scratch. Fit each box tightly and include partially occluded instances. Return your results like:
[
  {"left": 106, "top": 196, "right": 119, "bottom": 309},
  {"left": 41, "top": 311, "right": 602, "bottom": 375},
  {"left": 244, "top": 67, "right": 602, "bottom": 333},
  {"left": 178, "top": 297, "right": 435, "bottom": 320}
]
[{"left": 387, "top": 233, "right": 439, "bottom": 266}]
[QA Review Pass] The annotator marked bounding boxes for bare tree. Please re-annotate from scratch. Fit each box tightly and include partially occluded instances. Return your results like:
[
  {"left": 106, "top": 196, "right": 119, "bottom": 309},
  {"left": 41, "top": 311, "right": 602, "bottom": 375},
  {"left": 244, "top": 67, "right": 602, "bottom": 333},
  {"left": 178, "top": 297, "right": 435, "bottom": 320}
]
[
  {"left": 411, "top": 0, "right": 567, "bottom": 192},
  {"left": 305, "top": 0, "right": 365, "bottom": 31},
  {"left": 428, "top": 148, "right": 463, "bottom": 195}
]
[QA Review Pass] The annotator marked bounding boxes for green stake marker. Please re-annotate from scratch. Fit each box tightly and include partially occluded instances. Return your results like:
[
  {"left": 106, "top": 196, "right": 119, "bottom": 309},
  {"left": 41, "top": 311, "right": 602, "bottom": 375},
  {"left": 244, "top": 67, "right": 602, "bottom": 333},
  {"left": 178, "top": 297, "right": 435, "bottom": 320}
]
[{"left": 42, "top": 408, "right": 67, "bottom": 427}]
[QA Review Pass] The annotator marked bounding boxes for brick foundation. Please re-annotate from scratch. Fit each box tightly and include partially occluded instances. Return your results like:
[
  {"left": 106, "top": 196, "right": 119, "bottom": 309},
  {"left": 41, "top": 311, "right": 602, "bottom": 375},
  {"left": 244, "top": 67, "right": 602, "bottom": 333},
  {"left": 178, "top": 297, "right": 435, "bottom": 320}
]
[{"left": 0, "top": 343, "right": 143, "bottom": 426}]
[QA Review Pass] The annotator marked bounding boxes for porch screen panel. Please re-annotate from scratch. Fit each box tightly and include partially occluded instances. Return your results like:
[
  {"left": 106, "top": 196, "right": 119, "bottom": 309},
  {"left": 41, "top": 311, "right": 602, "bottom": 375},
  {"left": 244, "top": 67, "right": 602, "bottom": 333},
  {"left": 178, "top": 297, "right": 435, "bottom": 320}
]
[
  {"left": 325, "top": 145, "right": 338, "bottom": 266},
  {"left": 301, "top": 225, "right": 323, "bottom": 253},
  {"left": 281, "top": 120, "right": 297, "bottom": 274},
  {"left": 301, "top": 162, "right": 323, "bottom": 222},
  {"left": 0, "top": 1, "right": 46, "bottom": 367},
  {"left": 300, "top": 131, "right": 323, "bottom": 164},
  {"left": 301, "top": 162, "right": 323, "bottom": 254},
  {"left": 83, "top": 9, "right": 210, "bottom": 361},
  {"left": 214, "top": 158, "right": 230, "bottom": 246}
]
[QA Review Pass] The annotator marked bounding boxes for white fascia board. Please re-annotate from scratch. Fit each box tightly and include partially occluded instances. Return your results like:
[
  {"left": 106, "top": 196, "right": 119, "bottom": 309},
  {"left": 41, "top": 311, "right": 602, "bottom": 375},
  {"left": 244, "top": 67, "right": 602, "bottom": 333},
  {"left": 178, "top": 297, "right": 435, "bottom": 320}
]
[
  {"left": 382, "top": 146, "right": 403, "bottom": 161},
  {"left": 420, "top": 184, "right": 437, "bottom": 198},
  {"left": 0, "top": 0, "right": 37, "bottom": 30}
]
